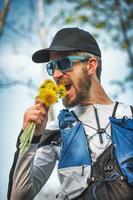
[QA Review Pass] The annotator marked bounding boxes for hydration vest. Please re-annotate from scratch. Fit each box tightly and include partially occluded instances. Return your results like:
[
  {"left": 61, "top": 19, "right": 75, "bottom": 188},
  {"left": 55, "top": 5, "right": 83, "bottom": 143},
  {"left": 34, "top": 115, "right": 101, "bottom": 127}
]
[{"left": 56, "top": 102, "right": 133, "bottom": 199}]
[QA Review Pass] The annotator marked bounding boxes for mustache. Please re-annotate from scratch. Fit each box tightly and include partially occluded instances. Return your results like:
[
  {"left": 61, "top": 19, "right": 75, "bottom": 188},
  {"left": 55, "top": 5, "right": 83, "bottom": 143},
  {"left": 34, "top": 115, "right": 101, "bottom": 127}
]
[{"left": 56, "top": 78, "right": 73, "bottom": 85}]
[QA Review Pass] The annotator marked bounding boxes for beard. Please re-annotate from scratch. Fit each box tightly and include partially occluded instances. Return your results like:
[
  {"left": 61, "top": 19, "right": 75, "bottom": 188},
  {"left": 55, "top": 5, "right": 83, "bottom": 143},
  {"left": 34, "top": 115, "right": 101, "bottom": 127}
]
[{"left": 63, "top": 67, "right": 91, "bottom": 108}]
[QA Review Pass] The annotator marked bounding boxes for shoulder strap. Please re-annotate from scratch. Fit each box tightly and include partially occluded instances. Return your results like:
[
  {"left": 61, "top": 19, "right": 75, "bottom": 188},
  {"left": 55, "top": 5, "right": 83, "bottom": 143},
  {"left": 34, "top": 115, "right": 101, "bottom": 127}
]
[
  {"left": 112, "top": 102, "right": 133, "bottom": 118},
  {"left": 93, "top": 106, "right": 104, "bottom": 144},
  {"left": 71, "top": 110, "right": 80, "bottom": 122},
  {"left": 112, "top": 102, "right": 119, "bottom": 117}
]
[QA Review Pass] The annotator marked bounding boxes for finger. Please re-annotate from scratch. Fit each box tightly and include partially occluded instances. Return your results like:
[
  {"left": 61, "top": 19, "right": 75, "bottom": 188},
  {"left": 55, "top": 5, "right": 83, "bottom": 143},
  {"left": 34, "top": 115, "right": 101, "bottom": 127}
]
[
  {"left": 33, "top": 114, "right": 48, "bottom": 128},
  {"left": 35, "top": 97, "right": 44, "bottom": 105},
  {"left": 32, "top": 108, "right": 46, "bottom": 116},
  {"left": 34, "top": 103, "right": 44, "bottom": 109},
  {"left": 35, "top": 102, "right": 49, "bottom": 112},
  {"left": 35, "top": 97, "right": 49, "bottom": 111},
  {"left": 27, "top": 114, "right": 43, "bottom": 124},
  {"left": 23, "top": 113, "right": 45, "bottom": 129},
  {"left": 24, "top": 106, "right": 48, "bottom": 122}
]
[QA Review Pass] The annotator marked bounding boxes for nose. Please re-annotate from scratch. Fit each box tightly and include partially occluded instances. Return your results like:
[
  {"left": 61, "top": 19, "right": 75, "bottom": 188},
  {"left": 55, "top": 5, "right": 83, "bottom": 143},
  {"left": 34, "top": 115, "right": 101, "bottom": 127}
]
[{"left": 53, "top": 69, "right": 64, "bottom": 79}]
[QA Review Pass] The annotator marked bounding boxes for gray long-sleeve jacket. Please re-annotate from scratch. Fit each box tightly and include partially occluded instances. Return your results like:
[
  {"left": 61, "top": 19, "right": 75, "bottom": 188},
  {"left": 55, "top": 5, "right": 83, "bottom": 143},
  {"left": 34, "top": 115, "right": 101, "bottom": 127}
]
[{"left": 9, "top": 103, "right": 133, "bottom": 200}]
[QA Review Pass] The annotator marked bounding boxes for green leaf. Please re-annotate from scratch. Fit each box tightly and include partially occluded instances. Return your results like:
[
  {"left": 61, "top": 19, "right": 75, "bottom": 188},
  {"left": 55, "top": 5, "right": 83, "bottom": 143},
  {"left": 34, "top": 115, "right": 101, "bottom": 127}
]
[
  {"left": 78, "top": 15, "right": 88, "bottom": 23},
  {"left": 65, "top": 16, "right": 75, "bottom": 24}
]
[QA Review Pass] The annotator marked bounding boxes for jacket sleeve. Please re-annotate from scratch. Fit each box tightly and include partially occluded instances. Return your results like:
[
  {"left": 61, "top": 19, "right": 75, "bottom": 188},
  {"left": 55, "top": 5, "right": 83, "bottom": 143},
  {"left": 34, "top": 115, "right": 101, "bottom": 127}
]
[
  {"left": 7, "top": 129, "right": 41, "bottom": 200},
  {"left": 7, "top": 129, "right": 24, "bottom": 200},
  {"left": 10, "top": 143, "right": 57, "bottom": 200}
]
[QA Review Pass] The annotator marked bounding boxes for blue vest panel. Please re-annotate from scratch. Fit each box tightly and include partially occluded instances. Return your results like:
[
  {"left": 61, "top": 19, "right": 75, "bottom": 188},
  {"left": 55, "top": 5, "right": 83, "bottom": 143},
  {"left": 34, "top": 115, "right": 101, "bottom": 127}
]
[{"left": 110, "top": 117, "right": 133, "bottom": 185}]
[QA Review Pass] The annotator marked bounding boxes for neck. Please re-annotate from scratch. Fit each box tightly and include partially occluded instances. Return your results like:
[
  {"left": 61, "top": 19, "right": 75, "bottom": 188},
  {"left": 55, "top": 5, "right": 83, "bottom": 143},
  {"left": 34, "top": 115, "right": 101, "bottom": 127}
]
[{"left": 79, "top": 78, "right": 113, "bottom": 106}]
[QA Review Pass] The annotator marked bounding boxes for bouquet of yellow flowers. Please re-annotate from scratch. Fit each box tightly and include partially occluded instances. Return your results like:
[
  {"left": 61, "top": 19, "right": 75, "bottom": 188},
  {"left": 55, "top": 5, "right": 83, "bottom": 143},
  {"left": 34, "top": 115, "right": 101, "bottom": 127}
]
[{"left": 19, "top": 79, "right": 66, "bottom": 154}]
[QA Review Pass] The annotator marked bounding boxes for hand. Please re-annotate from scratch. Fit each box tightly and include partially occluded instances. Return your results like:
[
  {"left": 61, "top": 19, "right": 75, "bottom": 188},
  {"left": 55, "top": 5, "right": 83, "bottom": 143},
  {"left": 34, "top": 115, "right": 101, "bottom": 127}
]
[{"left": 22, "top": 99, "right": 49, "bottom": 136}]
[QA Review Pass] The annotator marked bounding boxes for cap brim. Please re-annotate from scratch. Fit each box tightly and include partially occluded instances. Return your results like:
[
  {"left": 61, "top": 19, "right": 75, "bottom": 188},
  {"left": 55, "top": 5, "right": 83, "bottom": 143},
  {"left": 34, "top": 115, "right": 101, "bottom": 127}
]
[
  {"left": 32, "top": 49, "right": 49, "bottom": 63},
  {"left": 32, "top": 47, "right": 80, "bottom": 63}
]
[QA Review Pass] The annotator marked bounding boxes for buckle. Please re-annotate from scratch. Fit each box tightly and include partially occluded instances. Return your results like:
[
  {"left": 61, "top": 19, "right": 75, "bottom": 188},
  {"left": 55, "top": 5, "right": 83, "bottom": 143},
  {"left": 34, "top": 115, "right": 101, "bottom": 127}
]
[{"left": 104, "top": 165, "right": 114, "bottom": 171}]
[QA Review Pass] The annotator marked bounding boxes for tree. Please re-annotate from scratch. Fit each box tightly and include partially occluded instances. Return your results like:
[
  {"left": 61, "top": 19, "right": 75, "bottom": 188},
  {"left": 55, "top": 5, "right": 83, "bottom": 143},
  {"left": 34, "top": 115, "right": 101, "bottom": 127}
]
[
  {"left": 0, "top": 0, "right": 55, "bottom": 120},
  {"left": 0, "top": 0, "right": 53, "bottom": 86},
  {"left": 0, "top": 0, "right": 10, "bottom": 34},
  {"left": 1, "top": 0, "right": 132, "bottom": 97},
  {"left": 52, "top": 0, "right": 133, "bottom": 91},
  {"left": 0, "top": 0, "right": 39, "bottom": 88}
]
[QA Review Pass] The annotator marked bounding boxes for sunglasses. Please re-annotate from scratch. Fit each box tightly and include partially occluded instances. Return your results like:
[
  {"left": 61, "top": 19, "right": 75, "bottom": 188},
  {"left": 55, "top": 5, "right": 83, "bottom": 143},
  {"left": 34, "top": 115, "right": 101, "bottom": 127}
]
[{"left": 46, "top": 56, "right": 90, "bottom": 76}]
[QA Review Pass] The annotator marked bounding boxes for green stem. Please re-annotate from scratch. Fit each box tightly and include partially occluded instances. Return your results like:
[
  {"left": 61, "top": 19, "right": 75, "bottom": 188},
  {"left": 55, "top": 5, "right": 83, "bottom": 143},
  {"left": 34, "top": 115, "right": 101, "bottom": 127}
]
[{"left": 19, "top": 122, "right": 36, "bottom": 154}]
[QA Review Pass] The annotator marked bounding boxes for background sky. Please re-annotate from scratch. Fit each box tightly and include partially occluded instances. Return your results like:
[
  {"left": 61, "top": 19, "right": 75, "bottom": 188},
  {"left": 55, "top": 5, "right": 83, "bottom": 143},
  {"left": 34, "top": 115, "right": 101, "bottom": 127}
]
[{"left": 0, "top": 0, "right": 132, "bottom": 199}]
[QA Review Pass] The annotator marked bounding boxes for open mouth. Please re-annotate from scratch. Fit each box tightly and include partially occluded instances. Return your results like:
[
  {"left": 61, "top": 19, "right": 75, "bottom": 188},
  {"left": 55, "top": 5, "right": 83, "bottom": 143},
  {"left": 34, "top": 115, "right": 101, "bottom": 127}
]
[
  {"left": 57, "top": 80, "right": 72, "bottom": 92},
  {"left": 65, "top": 83, "right": 72, "bottom": 91}
]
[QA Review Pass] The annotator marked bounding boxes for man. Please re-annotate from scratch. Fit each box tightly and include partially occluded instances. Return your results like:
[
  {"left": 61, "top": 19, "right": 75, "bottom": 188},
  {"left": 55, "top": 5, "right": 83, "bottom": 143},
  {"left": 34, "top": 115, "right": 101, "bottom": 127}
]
[{"left": 8, "top": 27, "right": 133, "bottom": 200}]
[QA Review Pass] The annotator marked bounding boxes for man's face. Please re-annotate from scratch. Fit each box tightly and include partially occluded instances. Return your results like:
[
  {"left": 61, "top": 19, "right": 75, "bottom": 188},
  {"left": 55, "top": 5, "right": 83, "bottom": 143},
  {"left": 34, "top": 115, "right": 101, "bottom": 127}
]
[{"left": 50, "top": 52, "right": 91, "bottom": 108}]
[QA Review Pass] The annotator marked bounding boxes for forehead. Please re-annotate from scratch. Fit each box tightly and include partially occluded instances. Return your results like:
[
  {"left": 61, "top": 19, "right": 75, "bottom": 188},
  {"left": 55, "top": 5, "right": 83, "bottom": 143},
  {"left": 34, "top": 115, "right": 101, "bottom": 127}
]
[{"left": 49, "top": 51, "right": 79, "bottom": 60}]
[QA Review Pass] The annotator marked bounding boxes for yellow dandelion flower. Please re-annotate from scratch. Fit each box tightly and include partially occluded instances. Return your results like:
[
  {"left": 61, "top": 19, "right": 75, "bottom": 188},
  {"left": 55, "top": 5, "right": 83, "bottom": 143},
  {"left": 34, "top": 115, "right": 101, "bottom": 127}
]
[
  {"left": 38, "top": 79, "right": 66, "bottom": 106},
  {"left": 39, "top": 88, "right": 58, "bottom": 106},
  {"left": 57, "top": 84, "right": 67, "bottom": 98}
]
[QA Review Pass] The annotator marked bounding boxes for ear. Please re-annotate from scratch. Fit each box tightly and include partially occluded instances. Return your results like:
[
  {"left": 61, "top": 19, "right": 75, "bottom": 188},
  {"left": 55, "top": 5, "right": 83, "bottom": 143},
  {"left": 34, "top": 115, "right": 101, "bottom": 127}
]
[{"left": 86, "top": 57, "right": 98, "bottom": 75}]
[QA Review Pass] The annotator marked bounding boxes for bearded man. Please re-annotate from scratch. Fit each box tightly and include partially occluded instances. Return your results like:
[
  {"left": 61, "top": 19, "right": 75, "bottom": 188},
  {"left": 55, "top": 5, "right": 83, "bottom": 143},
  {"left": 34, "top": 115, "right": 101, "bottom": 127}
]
[{"left": 8, "top": 27, "right": 133, "bottom": 200}]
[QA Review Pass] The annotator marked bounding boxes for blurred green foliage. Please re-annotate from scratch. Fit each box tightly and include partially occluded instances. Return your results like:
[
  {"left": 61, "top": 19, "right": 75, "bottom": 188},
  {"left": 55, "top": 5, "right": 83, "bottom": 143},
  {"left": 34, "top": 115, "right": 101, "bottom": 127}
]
[
  {"left": 52, "top": 0, "right": 133, "bottom": 88},
  {"left": 0, "top": 0, "right": 133, "bottom": 91}
]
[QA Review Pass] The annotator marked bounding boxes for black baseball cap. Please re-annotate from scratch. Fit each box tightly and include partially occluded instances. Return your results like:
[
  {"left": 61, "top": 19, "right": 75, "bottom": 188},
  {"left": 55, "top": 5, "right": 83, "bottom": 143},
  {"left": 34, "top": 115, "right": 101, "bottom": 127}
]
[{"left": 32, "top": 27, "right": 101, "bottom": 63}]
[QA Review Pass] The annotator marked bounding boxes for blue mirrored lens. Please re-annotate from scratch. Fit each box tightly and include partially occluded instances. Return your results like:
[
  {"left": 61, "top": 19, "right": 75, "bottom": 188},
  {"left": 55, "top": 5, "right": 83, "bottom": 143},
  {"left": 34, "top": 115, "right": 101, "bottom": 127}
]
[
  {"left": 46, "top": 58, "right": 72, "bottom": 76},
  {"left": 46, "top": 62, "right": 54, "bottom": 76},
  {"left": 57, "top": 57, "right": 72, "bottom": 70}
]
